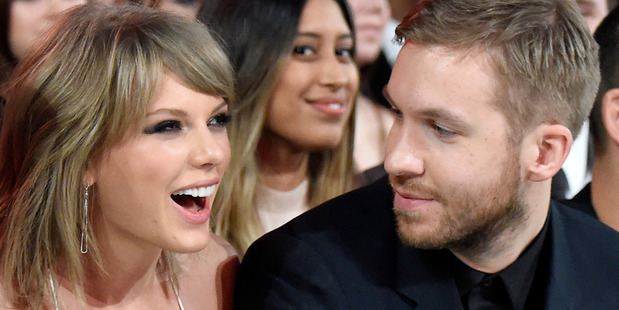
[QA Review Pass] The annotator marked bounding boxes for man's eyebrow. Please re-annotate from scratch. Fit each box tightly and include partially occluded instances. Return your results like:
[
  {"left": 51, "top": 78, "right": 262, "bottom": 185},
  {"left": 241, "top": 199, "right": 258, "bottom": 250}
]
[
  {"left": 382, "top": 85, "right": 470, "bottom": 127},
  {"left": 419, "top": 108, "right": 470, "bottom": 129}
]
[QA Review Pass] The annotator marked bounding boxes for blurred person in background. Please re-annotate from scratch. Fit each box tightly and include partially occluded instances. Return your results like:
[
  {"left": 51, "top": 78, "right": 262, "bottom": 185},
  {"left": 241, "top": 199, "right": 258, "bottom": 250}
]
[
  {"left": 122, "top": 0, "right": 202, "bottom": 17},
  {"left": 563, "top": 5, "right": 619, "bottom": 231},
  {"left": 578, "top": 0, "right": 609, "bottom": 32},
  {"left": 348, "top": 0, "right": 395, "bottom": 182},
  {"left": 0, "top": 0, "right": 85, "bottom": 120}
]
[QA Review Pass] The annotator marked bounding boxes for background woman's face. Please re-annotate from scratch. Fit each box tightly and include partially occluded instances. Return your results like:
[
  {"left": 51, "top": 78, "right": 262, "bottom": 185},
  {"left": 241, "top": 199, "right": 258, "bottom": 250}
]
[
  {"left": 156, "top": 0, "right": 201, "bottom": 18},
  {"left": 9, "top": 0, "right": 85, "bottom": 60},
  {"left": 264, "top": 0, "right": 359, "bottom": 152},
  {"left": 348, "top": 0, "right": 390, "bottom": 66},
  {"left": 576, "top": 0, "right": 608, "bottom": 33}
]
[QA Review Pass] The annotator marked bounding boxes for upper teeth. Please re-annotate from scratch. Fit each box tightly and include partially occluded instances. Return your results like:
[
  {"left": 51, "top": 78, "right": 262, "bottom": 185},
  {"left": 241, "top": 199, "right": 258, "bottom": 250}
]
[
  {"left": 328, "top": 103, "right": 342, "bottom": 109},
  {"left": 172, "top": 185, "right": 216, "bottom": 197}
]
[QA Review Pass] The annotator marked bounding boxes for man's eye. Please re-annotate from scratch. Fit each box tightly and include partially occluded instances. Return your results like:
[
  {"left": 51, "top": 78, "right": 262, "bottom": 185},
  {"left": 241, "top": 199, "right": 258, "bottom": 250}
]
[
  {"left": 208, "top": 114, "right": 232, "bottom": 127},
  {"left": 433, "top": 123, "right": 455, "bottom": 137},
  {"left": 144, "top": 120, "right": 182, "bottom": 134},
  {"left": 388, "top": 105, "right": 403, "bottom": 119}
]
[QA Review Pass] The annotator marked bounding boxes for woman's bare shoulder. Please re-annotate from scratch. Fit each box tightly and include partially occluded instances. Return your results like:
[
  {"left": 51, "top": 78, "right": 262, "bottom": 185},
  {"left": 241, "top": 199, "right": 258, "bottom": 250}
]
[
  {"left": 176, "top": 235, "right": 239, "bottom": 310},
  {"left": 205, "top": 234, "right": 238, "bottom": 261},
  {"left": 177, "top": 235, "right": 237, "bottom": 269}
]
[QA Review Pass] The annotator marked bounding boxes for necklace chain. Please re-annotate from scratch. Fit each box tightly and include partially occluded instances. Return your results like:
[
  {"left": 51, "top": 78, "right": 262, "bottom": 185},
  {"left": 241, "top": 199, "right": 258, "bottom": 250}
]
[{"left": 47, "top": 273, "right": 185, "bottom": 310}]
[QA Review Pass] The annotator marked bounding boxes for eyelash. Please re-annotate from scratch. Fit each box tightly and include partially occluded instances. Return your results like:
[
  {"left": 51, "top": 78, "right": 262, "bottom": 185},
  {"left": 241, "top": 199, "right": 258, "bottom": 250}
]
[
  {"left": 388, "top": 105, "right": 403, "bottom": 119},
  {"left": 208, "top": 113, "right": 232, "bottom": 127},
  {"left": 336, "top": 48, "right": 354, "bottom": 58},
  {"left": 432, "top": 123, "right": 456, "bottom": 138},
  {"left": 292, "top": 45, "right": 354, "bottom": 60},
  {"left": 143, "top": 113, "right": 232, "bottom": 134},
  {"left": 293, "top": 45, "right": 314, "bottom": 56},
  {"left": 144, "top": 120, "right": 181, "bottom": 134}
]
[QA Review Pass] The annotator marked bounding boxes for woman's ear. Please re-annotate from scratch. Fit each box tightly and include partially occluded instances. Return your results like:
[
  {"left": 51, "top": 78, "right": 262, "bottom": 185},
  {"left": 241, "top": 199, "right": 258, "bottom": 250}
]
[
  {"left": 83, "top": 163, "right": 97, "bottom": 187},
  {"left": 602, "top": 88, "right": 619, "bottom": 147},
  {"left": 521, "top": 124, "right": 572, "bottom": 182}
]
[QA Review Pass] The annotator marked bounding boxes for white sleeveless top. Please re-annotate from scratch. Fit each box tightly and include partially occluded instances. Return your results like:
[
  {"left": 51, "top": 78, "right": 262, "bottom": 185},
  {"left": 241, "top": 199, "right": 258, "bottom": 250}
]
[{"left": 255, "top": 179, "right": 310, "bottom": 233}]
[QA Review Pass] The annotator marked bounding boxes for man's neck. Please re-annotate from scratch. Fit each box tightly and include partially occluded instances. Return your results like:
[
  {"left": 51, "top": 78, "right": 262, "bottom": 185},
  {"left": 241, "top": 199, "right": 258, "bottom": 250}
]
[
  {"left": 591, "top": 152, "right": 619, "bottom": 231},
  {"left": 451, "top": 183, "right": 551, "bottom": 273}
]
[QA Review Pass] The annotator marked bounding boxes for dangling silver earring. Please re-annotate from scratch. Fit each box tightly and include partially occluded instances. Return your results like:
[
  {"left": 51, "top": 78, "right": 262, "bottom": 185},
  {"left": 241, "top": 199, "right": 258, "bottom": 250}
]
[{"left": 80, "top": 185, "right": 90, "bottom": 254}]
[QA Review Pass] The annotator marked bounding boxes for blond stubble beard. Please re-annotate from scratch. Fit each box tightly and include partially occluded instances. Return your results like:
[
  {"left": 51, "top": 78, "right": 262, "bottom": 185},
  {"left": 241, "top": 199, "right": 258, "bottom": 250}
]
[{"left": 392, "top": 152, "right": 528, "bottom": 253}]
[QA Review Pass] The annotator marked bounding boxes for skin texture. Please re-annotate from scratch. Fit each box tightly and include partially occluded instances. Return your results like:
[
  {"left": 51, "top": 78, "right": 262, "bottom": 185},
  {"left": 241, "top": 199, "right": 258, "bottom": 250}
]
[{"left": 8, "top": 0, "right": 85, "bottom": 60}]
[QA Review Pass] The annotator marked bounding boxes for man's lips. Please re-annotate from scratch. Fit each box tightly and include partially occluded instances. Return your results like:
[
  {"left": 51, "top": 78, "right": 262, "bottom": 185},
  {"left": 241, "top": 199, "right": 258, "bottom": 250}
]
[{"left": 392, "top": 185, "right": 437, "bottom": 213}]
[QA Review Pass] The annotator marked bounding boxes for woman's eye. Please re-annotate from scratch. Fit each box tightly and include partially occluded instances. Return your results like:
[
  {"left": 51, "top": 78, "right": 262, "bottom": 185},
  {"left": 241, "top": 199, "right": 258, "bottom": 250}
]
[
  {"left": 293, "top": 45, "right": 315, "bottom": 57},
  {"left": 143, "top": 120, "right": 182, "bottom": 134},
  {"left": 336, "top": 48, "right": 353, "bottom": 59},
  {"left": 208, "top": 113, "right": 232, "bottom": 127}
]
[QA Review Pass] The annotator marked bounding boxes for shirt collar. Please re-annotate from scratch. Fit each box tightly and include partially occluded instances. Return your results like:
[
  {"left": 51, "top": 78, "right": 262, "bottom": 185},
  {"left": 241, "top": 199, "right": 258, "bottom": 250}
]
[{"left": 451, "top": 215, "right": 550, "bottom": 310}]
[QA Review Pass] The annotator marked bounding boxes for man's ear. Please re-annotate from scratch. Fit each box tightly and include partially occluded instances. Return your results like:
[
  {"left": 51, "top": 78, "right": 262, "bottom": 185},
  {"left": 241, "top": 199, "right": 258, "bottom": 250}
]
[
  {"left": 602, "top": 88, "right": 619, "bottom": 146},
  {"left": 521, "top": 124, "right": 572, "bottom": 182}
]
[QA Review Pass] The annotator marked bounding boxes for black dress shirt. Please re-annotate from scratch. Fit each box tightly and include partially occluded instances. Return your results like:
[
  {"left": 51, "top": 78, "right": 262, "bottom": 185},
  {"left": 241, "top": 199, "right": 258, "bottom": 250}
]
[{"left": 452, "top": 217, "right": 549, "bottom": 310}]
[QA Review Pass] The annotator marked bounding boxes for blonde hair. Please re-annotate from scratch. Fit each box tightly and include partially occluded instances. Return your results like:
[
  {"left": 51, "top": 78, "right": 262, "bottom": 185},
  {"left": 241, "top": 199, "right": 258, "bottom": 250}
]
[
  {"left": 200, "top": 0, "right": 357, "bottom": 256},
  {"left": 0, "top": 4, "right": 234, "bottom": 308},
  {"left": 397, "top": 0, "right": 600, "bottom": 144}
]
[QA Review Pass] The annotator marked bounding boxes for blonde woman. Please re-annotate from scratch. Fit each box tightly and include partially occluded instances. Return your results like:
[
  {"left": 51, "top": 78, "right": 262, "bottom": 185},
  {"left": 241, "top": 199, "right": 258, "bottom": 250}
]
[
  {"left": 0, "top": 4, "right": 236, "bottom": 309},
  {"left": 199, "top": 0, "right": 359, "bottom": 256}
]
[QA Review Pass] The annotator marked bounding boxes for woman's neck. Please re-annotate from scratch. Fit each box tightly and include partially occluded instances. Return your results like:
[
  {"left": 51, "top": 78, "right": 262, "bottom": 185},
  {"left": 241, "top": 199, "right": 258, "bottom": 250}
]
[
  {"left": 71, "top": 224, "right": 170, "bottom": 306},
  {"left": 256, "top": 132, "right": 310, "bottom": 191}
]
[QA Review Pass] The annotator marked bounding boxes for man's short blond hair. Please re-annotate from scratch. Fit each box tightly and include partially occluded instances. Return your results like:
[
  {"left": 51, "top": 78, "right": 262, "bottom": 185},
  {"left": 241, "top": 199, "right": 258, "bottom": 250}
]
[{"left": 397, "top": 0, "right": 600, "bottom": 144}]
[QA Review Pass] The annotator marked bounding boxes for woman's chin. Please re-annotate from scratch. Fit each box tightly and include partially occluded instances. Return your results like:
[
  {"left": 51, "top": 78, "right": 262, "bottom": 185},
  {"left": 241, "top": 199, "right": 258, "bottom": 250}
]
[{"left": 168, "top": 233, "right": 211, "bottom": 254}]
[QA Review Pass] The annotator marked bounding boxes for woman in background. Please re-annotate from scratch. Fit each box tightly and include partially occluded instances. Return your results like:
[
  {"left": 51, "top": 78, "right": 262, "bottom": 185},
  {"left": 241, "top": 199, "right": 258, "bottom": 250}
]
[
  {"left": 0, "top": 0, "right": 85, "bottom": 85},
  {"left": 0, "top": 0, "right": 85, "bottom": 124},
  {"left": 199, "top": 0, "right": 359, "bottom": 256},
  {"left": 349, "top": 0, "right": 394, "bottom": 182},
  {"left": 0, "top": 4, "right": 236, "bottom": 309},
  {"left": 123, "top": 0, "right": 203, "bottom": 18}
]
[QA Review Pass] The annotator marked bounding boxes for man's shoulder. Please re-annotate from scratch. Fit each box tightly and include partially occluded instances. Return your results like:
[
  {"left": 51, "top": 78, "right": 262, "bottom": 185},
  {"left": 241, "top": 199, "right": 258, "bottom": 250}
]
[
  {"left": 548, "top": 201, "right": 619, "bottom": 293},
  {"left": 551, "top": 199, "right": 618, "bottom": 243},
  {"left": 273, "top": 175, "right": 395, "bottom": 238},
  {"left": 236, "top": 176, "right": 407, "bottom": 309}
]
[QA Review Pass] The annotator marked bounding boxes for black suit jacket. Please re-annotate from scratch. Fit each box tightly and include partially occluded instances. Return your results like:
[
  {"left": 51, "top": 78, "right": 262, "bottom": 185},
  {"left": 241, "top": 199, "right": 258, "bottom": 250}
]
[{"left": 235, "top": 177, "right": 619, "bottom": 309}]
